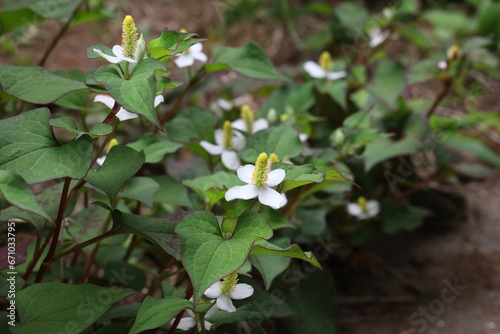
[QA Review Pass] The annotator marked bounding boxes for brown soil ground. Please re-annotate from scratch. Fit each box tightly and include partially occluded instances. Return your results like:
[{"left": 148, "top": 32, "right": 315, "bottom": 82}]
[{"left": 337, "top": 173, "right": 500, "bottom": 334}]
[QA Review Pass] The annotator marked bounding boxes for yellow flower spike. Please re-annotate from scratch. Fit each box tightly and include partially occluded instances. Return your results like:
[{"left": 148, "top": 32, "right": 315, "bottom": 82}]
[
  {"left": 357, "top": 196, "right": 368, "bottom": 214},
  {"left": 268, "top": 153, "right": 279, "bottom": 165},
  {"left": 106, "top": 139, "right": 119, "bottom": 153},
  {"left": 241, "top": 104, "right": 255, "bottom": 134},
  {"left": 180, "top": 29, "right": 188, "bottom": 33},
  {"left": 222, "top": 120, "right": 234, "bottom": 150},
  {"left": 121, "top": 15, "right": 138, "bottom": 59},
  {"left": 219, "top": 273, "right": 239, "bottom": 295},
  {"left": 447, "top": 45, "right": 459, "bottom": 62},
  {"left": 280, "top": 113, "right": 290, "bottom": 122},
  {"left": 252, "top": 153, "right": 269, "bottom": 188},
  {"left": 319, "top": 51, "right": 334, "bottom": 71}
]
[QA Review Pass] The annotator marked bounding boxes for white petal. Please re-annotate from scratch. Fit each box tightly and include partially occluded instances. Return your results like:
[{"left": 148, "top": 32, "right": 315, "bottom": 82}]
[
  {"left": 438, "top": 61, "right": 447, "bottom": 70},
  {"left": 221, "top": 150, "right": 241, "bottom": 170},
  {"left": 253, "top": 118, "right": 269, "bottom": 133},
  {"left": 176, "top": 317, "right": 197, "bottom": 331},
  {"left": 214, "top": 129, "right": 224, "bottom": 146},
  {"left": 229, "top": 283, "right": 254, "bottom": 300},
  {"left": 200, "top": 141, "right": 223, "bottom": 155},
  {"left": 154, "top": 95, "right": 164, "bottom": 107},
  {"left": 174, "top": 54, "right": 195, "bottom": 68},
  {"left": 111, "top": 45, "right": 136, "bottom": 63},
  {"left": 205, "top": 303, "right": 219, "bottom": 318},
  {"left": 96, "top": 156, "right": 106, "bottom": 166},
  {"left": 216, "top": 295, "right": 236, "bottom": 313},
  {"left": 347, "top": 203, "right": 362, "bottom": 216},
  {"left": 216, "top": 98, "right": 234, "bottom": 110},
  {"left": 279, "top": 193, "right": 288, "bottom": 207},
  {"left": 204, "top": 320, "right": 214, "bottom": 331},
  {"left": 303, "top": 61, "right": 326, "bottom": 79},
  {"left": 237, "top": 165, "right": 255, "bottom": 184},
  {"left": 193, "top": 51, "right": 208, "bottom": 63},
  {"left": 93, "top": 48, "right": 121, "bottom": 63},
  {"left": 367, "top": 200, "right": 380, "bottom": 216},
  {"left": 204, "top": 282, "right": 223, "bottom": 298},
  {"left": 231, "top": 131, "right": 246, "bottom": 151},
  {"left": 258, "top": 187, "right": 286, "bottom": 209},
  {"left": 190, "top": 43, "right": 203, "bottom": 53},
  {"left": 299, "top": 133, "right": 309, "bottom": 142},
  {"left": 225, "top": 184, "right": 259, "bottom": 201},
  {"left": 116, "top": 108, "right": 138, "bottom": 121},
  {"left": 267, "top": 169, "right": 286, "bottom": 187},
  {"left": 231, "top": 119, "right": 247, "bottom": 132},
  {"left": 326, "top": 71, "right": 347, "bottom": 81},
  {"left": 94, "top": 95, "right": 116, "bottom": 109}
]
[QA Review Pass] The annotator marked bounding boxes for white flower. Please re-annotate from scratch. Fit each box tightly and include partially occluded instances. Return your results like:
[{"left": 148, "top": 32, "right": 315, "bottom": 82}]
[
  {"left": 172, "top": 303, "right": 218, "bottom": 332},
  {"left": 231, "top": 104, "right": 269, "bottom": 134},
  {"left": 437, "top": 61, "right": 447, "bottom": 70},
  {"left": 347, "top": 197, "right": 380, "bottom": 220},
  {"left": 299, "top": 133, "right": 309, "bottom": 143},
  {"left": 93, "top": 45, "right": 137, "bottom": 64},
  {"left": 200, "top": 121, "right": 245, "bottom": 170},
  {"left": 174, "top": 43, "right": 207, "bottom": 68},
  {"left": 368, "top": 27, "right": 390, "bottom": 48},
  {"left": 303, "top": 61, "right": 346, "bottom": 80},
  {"left": 96, "top": 139, "right": 119, "bottom": 166},
  {"left": 94, "top": 94, "right": 164, "bottom": 121},
  {"left": 204, "top": 273, "right": 254, "bottom": 313},
  {"left": 225, "top": 153, "right": 287, "bottom": 209}
]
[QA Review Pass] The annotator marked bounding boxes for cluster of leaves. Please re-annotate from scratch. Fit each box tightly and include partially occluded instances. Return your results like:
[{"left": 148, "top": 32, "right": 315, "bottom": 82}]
[{"left": 1, "top": 0, "right": 500, "bottom": 333}]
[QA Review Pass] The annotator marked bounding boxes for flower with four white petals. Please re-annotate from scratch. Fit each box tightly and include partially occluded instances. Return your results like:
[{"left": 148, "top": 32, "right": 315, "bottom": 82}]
[
  {"left": 175, "top": 42, "right": 208, "bottom": 68},
  {"left": 231, "top": 105, "right": 269, "bottom": 134},
  {"left": 225, "top": 153, "right": 287, "bottom": 209},
  {"left": 347, "top": 197, "right": 380, "bottom": 220},
  {"left": 204, "top": 273, "right": 254, "bottom": 313},
  {"left": 94, "top": 94, "right": 164, "bottom": 121},
  {"left": 173, "top": 303, "right": 218, "bottom": 331},
  {"left": 303, "top": 51, "right": 347, "bottom": 80},
  {"left": 200, "top": 121, "right": 246, "bottom": 170},
  {"left": 93, "top": 15, "right": 139, "bottom": 64}
]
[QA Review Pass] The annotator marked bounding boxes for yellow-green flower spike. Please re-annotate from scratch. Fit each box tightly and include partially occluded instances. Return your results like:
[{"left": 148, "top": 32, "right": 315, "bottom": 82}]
[
  {"left": 222, "top": 121, "right": 233, "bottom": 150},
  {"left": 447, "top": 45, "right": 459, "bottom": 61},
  {"left": 357, "top": 196, "right": 368, "bottom": 214},
  {"left": 252, "top": 153, "right": 269, "bottom": 188},
  {"left": 319, "top": 51, "right": 334, "bottom": 71},
  {"left": 219, "top": 272, "right": 239, "bottom": 295},
  {"left": 180, "top": 29, "right": 188, "bottom": 33},
  {"left": 268, "top": 153, "right": 279, "bottom": 170},
  {"left": 107, "top": 139, "right": 118, "bottom": 153},
  {"left": 122, "top": 15, "right": 138, "bottom": 59},
  {"left": 241, "top": 104, "right": 255, "bottom": 133}
]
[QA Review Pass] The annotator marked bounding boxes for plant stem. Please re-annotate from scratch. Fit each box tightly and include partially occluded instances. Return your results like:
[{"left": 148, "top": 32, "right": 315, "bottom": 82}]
[
  {"left": 81, "top": 212, "right": 113, "bottom": 283},
  {"left": 168, "top": 285, "right": 193, "bottom": 334},
  {"left": 38, "top": 1, "right": 83, "bottom": 67},
  {"left": 35, "top": 177, "right": 72, "bottom": 282},
  {"left": 22, "top": 227, "right": 54, "bottom": 282},
  {"left": 426, "top": 78, "right": 453, "bottom": 118}
]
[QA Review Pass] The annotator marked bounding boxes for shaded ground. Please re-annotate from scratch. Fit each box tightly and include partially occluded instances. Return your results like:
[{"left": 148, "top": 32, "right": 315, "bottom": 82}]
[{"left": 337, "top": 173, "right": 500, "bottom": 334}]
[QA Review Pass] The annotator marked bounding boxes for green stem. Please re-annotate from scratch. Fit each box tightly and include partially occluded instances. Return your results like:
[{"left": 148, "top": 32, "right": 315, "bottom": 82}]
[{"left": 35, "top": 177, "right": 72, "bottom": 282}]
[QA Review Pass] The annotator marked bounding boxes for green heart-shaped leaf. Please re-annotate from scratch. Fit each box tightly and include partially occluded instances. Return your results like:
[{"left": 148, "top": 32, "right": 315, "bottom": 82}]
[
  {"left": 176, "top": 211, "right": 273, "bottom": 302},
  {"left": 94, "top": 58, "right": 166, "bottom": 127},
  {"left": 0, "top": 108, "right": 93, "bottom": 183}
]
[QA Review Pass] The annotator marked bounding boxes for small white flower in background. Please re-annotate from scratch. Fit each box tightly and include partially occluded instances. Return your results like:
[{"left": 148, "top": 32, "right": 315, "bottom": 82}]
[
  {"left": 200, "top": 121, "right": 246, "bottom": 170},
  {"left": 303, "top": 51, "right": 346, "bottom": 80},
  {"left": 204, "top": 273, "right": 254, "bottom": 313},
  {"left": 232, "top": 105, "right": 269, "bottom": 134},
  {"left": 94, "top": 94, "right": 164, "bottom": 121},
  {"left": 437, "top": 61, "right": 448, "bottom": 70},
  {"left": 368, "top": 26, "right": 390, "bottom": 48},
  {"left": 96, "top": 139, "right": 119, "bottom": 166},
  {"left": 347, "top": 196, "right": 380, "bottom": 220},
  {"left": 174, "top": 38, "right": 207, "bottom": 68},
  {"left": 173, "top": 303, "right": 218, "bottom": 331},
  {"left": 225, "top": 153, "right": 287, "bottom": 209}
]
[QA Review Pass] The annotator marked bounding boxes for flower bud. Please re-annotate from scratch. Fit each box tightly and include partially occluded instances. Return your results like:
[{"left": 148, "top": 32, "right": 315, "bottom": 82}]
[
  {"left": 267, "top": 108, "right": 277, "bottom": 123},
  {"left": 134, "top": 33, "right": 146, "bottom": 61},
  {"left": 332, "top": 128, "right": 345, "bottom": 147}
]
